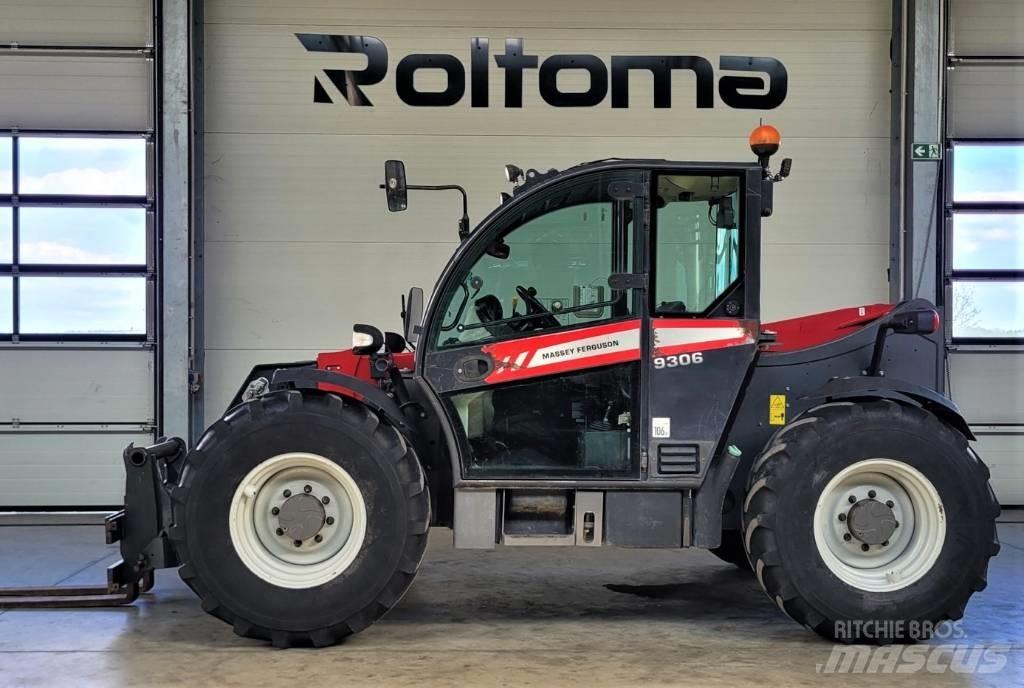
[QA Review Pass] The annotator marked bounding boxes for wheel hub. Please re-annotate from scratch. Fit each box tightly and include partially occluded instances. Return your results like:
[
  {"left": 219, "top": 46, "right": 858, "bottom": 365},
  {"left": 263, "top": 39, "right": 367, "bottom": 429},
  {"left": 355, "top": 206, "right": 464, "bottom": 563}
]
[
  {"left": 277, "top": 493, "right": 326, "bottom": 542},
  {"left": 813, "top": 458, "right": 946, "bottom": 593},
  {"left": 846, "top": 498, "right": 897, "bottom": 545},
  {"left": 228, "top": 452, "right": 367, "bottom": 589}
]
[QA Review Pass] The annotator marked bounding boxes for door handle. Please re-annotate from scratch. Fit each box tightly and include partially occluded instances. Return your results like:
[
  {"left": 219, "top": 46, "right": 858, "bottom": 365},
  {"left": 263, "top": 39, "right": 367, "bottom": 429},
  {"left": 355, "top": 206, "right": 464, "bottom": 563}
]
[{"left": 454, "top": 354, "right": 494, "bottom": 383}]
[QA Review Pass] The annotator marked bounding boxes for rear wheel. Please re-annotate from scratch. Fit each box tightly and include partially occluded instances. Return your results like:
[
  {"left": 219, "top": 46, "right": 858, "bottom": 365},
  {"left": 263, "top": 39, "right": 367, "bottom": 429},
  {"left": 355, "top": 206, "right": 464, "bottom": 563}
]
[
  {"left": 170, "top": 390, "right": 430, "bottom": 647},
  {"left": 743, "top": 400, "right": 999, "bottom": 643}
]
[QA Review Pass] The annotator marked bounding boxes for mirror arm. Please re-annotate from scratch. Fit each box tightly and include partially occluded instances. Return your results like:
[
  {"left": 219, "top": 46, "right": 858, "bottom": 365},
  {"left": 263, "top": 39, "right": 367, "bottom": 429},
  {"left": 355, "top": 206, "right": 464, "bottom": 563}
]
[{"left": 407, "top": 184, "right": 471, "bottom": 240}]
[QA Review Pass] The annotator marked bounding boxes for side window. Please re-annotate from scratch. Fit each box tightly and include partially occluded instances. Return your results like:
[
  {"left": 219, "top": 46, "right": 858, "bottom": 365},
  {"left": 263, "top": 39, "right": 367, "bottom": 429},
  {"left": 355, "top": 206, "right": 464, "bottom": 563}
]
[
  {"left": 433, "top": 173, "right": 635, "bottom": 349},
  {"left": 653, "top": 174, "right": 742, "bottom": 315}
]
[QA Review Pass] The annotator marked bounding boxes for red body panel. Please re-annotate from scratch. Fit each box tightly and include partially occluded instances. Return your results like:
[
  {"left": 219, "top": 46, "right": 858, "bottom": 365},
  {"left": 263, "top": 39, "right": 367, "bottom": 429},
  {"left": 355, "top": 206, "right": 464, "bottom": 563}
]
[
  {"left": 311, "top": 303, "right": 892, "bottom": 391},
  {"left": 314, "top": 348, "right": 415, "bottom": 398},
  {"left": 761, "top": 303, "right": 893, "bottom": 352},
  {"left": 482, "top": 318, "right": 642, "bottom": 384}
]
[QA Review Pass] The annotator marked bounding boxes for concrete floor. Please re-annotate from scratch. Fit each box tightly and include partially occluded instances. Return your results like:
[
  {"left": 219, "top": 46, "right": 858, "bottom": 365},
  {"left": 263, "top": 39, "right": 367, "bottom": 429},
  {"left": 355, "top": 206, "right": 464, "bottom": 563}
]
[{"left": 0, "top": 523, "right": 1021, "bottom": 688}]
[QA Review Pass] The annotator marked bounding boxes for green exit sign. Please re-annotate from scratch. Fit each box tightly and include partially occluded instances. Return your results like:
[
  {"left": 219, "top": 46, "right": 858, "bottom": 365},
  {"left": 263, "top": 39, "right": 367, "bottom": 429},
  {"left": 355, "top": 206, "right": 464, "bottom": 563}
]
[{"left": 912, "top": 143, "right": 941, "bottom": 161}]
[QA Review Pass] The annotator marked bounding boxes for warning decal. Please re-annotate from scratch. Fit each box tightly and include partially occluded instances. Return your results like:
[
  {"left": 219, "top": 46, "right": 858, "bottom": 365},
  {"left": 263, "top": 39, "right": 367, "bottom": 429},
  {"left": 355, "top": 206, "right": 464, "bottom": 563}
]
[{"left": 769, "top": 394, "right": 787, "bottom": 426}]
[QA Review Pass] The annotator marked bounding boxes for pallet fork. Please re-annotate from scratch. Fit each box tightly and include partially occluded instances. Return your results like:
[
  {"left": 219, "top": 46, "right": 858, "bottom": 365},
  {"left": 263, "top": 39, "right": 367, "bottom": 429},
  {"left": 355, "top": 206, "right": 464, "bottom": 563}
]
[{"left": 0, "top": 438, "right": 185, "bottom": 609}]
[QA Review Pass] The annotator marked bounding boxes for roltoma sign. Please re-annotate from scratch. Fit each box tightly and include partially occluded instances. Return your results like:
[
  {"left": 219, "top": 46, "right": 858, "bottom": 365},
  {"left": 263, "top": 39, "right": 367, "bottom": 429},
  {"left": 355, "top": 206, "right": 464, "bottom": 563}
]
[{"left": 297, "top": 34, "right": 788, "bottom": 110}]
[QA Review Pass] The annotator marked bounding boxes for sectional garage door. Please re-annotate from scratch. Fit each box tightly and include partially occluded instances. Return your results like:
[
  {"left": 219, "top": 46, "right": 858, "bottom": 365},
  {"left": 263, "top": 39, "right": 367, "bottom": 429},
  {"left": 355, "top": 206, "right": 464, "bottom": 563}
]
[
  {"left": 200, "top": 0, "right": 894, "bottom": 424},
  {"left": 0, "top": 0, "right": 157, "bottom": 507},
  {"left": 946, "top": 0, "right": 1024, "bottom": 505}
]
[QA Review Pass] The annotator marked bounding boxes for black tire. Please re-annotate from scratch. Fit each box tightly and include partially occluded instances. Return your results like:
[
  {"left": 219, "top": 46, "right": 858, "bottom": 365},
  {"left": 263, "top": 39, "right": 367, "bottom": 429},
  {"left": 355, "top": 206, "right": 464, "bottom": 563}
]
[
  {"left": 169, "top": 390, "right": 430, "bottom": 648},
  {"left": 742, "top": 400, "right": 1000, "bottom": 643},
  {"left": 709, "top": 529, "right": 752, "bottom": 571}
]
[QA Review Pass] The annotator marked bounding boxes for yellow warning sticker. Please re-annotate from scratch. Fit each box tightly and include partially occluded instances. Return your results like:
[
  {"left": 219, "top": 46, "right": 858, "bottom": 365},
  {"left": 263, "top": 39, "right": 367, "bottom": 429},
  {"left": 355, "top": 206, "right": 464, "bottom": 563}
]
[{"left": 769, "top": 394, "right": 787, "bottom": 425}]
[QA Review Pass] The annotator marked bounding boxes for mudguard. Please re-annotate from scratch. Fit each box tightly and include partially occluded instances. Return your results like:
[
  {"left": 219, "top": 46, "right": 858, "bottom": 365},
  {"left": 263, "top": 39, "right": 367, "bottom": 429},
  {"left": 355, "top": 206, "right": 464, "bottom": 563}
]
[
  {"left": 228, "top": 361, "right": 315, "bottom": 410},
  {"left": 810, "top": 375, "right": 975, "bottom": 441},
  {"left": 267, "top": 365, "right": 418, "bottom": 436}
]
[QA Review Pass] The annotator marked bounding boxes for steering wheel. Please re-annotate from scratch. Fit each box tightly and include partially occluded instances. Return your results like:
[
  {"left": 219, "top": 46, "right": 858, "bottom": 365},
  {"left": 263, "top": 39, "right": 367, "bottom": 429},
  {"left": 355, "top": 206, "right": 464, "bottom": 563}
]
[{"left": 516, "top": 285, "right": 561, "bottom": 330}]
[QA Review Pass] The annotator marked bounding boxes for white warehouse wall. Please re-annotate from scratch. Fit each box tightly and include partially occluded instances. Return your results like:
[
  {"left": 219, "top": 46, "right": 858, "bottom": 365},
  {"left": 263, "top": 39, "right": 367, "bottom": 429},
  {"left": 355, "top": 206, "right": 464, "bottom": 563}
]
[{"left": 202, "top": 0, "right": 893, "bottom": 423}]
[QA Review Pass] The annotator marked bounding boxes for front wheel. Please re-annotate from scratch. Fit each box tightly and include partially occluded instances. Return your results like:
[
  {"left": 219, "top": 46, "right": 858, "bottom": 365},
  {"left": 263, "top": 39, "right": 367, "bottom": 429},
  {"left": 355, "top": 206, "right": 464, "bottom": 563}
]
[
  {"left": 171, "top": 390, "right": 430, "bottom": 647},
  {"left": 743, "top": 400, "right": 999, "bottom": 643}
]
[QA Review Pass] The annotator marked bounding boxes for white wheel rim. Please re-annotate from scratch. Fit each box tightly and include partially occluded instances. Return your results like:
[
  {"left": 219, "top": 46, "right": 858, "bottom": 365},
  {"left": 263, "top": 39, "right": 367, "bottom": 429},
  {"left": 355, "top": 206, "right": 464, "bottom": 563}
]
[
  {"left": 813, "top": 458, "right": 945, "bottom": 593},
  {"left": 229, "top": 452, "right": 367, "bottom": 589}
]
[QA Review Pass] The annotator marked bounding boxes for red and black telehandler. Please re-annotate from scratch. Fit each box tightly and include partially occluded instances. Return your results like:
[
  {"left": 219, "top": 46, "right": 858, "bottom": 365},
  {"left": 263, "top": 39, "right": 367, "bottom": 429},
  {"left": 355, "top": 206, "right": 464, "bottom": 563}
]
[{"left": 1, "top": 126, "right": 999, "bottom": 648}]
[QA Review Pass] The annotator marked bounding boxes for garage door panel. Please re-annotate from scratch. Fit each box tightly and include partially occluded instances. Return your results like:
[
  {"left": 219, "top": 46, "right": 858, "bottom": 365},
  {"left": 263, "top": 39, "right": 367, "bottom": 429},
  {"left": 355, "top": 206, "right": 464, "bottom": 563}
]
[
  {"left": 0, "top": 349, "right": 154, "bottom": 424},
  {"left": 205, "top": 133, "right": 888, "bottom": 249},
  {"left": 950, "top": 0, "right": 1024, "bottom": 57},
  {"left": 949, "top": 353, "right": 1024, "bottom": 425},
  {"left": 0, "top": 0, "right": 151, "bottom": 47},
  {"left": 0, "top": 431, "right": 151, "bottom": 507},
  {"left": 208, "top": 0, "right": 889, "bottom": 31},
  {"left": 204, "top": 241, "right": 454, "bottom": 351},
  {"left": 0, "top": 56, "right": 151, "bottom": 131},
  {"left": 971, "top": 430, "right": 1024, "bottom": 507},
  {"left": 205, "top": 23, "right": 889, "bottom": 139},
  {"left": 947, "top": 65, "right": 1024, "bottom": 139}
]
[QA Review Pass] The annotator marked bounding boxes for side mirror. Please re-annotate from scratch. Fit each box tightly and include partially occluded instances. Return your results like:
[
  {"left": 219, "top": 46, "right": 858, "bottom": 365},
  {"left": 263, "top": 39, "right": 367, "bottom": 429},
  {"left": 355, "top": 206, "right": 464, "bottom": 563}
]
[
  {"left": 383, "top": 160, "right": 408, "bottom": 212},
  {"left": 885, "top": 309, "right": 940, "bottom": 335},
  {"left": 403, "top": 287, "right": 424, "bottom": 345}
]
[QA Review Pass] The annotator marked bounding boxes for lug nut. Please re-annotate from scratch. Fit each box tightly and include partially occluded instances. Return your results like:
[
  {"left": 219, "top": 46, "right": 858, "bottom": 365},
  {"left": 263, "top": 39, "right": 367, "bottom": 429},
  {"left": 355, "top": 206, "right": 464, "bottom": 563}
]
[
  {"left": 882, "top": 540, "right": 889, "bottom": 547},
  {"left": 304, "top": 485, "right": 312, "bottom": 494},
  {"left": 886, "top": 500, "right": 894, "bottom": 508},
  {"left": 293, "top": 540, "right": 302, "bottom": 548},
  {"left": 861, "top": 544, "right": 870, "bottom": 552},
  {"left": 868, "top": 490, "right": 877, "bottom": 499},
  {"left": 326, "top": 516, "right": 335, "bottom": 526},
  {"left": 322, "top": 496, "right": 330, "bottom": 505},
  {"left": 843, "top": 533, "right": 852, "bottom": 541},
  {"left": 314, "top": 534, "right": 323, "bottom": 543},
  {"left": 271, "top": 507, "right": 280, "bottom": 516},
  {"left": 848, "top": 495, "right": 857, "bottom": 504},
  {"left": 283, "top": 489, "right": 292, "bottom": 498},
  {"left": 838, "top": 513, "right": 847, "bottom": 522},
  {"left": 275, "top": 528, "right": 284, "bottom": 536}
]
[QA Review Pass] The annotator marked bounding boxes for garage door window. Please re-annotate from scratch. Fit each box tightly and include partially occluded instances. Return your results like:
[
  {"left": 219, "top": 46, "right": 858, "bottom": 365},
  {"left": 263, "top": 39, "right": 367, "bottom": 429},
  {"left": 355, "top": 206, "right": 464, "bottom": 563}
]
[
  {"left": 948, "top": 143, "right": 1024, "bottom": 341},
  {"left": 0, "top": 134, "right": 151, "bottom": 341}
]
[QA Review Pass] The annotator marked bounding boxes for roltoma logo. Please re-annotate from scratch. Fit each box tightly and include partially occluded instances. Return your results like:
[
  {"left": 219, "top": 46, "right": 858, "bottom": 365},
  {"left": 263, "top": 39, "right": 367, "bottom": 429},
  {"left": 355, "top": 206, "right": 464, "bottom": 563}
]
[{"left": 296, "top": 34, "right": 787, "bottom": 110}]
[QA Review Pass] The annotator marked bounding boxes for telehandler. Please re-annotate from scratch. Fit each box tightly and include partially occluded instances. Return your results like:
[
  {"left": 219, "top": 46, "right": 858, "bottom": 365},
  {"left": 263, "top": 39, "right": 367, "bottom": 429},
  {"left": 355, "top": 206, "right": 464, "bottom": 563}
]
[{"left": 1, "top": 125, "right": 999, "bottom": 648}]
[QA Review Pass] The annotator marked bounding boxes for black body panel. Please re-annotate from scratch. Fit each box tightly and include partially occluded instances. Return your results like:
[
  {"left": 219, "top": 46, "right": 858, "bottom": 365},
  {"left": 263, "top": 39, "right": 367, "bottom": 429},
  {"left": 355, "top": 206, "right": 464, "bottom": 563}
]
[{"left": 716, "top": 299, "right": 962, "bottom": 533}]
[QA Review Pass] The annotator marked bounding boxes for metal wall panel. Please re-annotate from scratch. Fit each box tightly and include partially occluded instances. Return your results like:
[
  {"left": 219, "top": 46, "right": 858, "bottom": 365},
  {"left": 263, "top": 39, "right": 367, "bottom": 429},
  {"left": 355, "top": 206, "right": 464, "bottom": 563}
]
[
  {"left": 0, "top": 431, "right": 151, "bottom": 506},
  {"left": 0, "top": 349, "right": 154, "bottom": 424},
  {"left": 202, "top": 0, "right": 891, "bottom": 429},
  {"left": 203, "top": 348, "right": 315, "bottom": 425},
  {"left": 947, "top": 65, "right": 1024, "bottom": 139},
  {"left": 206, "top": 0, "right": 889, "bottom": 31},
  {"left": 950, "top": 0, "right": 1024, "bottom": 57},
  {"left": 205, "top": 23, "right": 888, "bottom": 139},
  {"left": 0, "top": 0, "right": 151, "bottom": 47},
  {"left": 0, "top": 56, "right": 151, "bottom": 131}
]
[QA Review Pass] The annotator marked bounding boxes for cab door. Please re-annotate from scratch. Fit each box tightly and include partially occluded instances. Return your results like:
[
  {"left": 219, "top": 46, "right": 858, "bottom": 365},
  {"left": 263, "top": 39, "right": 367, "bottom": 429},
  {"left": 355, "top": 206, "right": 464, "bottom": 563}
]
[
  {"left": 420, "top": 170, "right": 645, "bottom": 481},
  {"left": 645, "top": 170, "right": 762, "bottom": 479}
]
